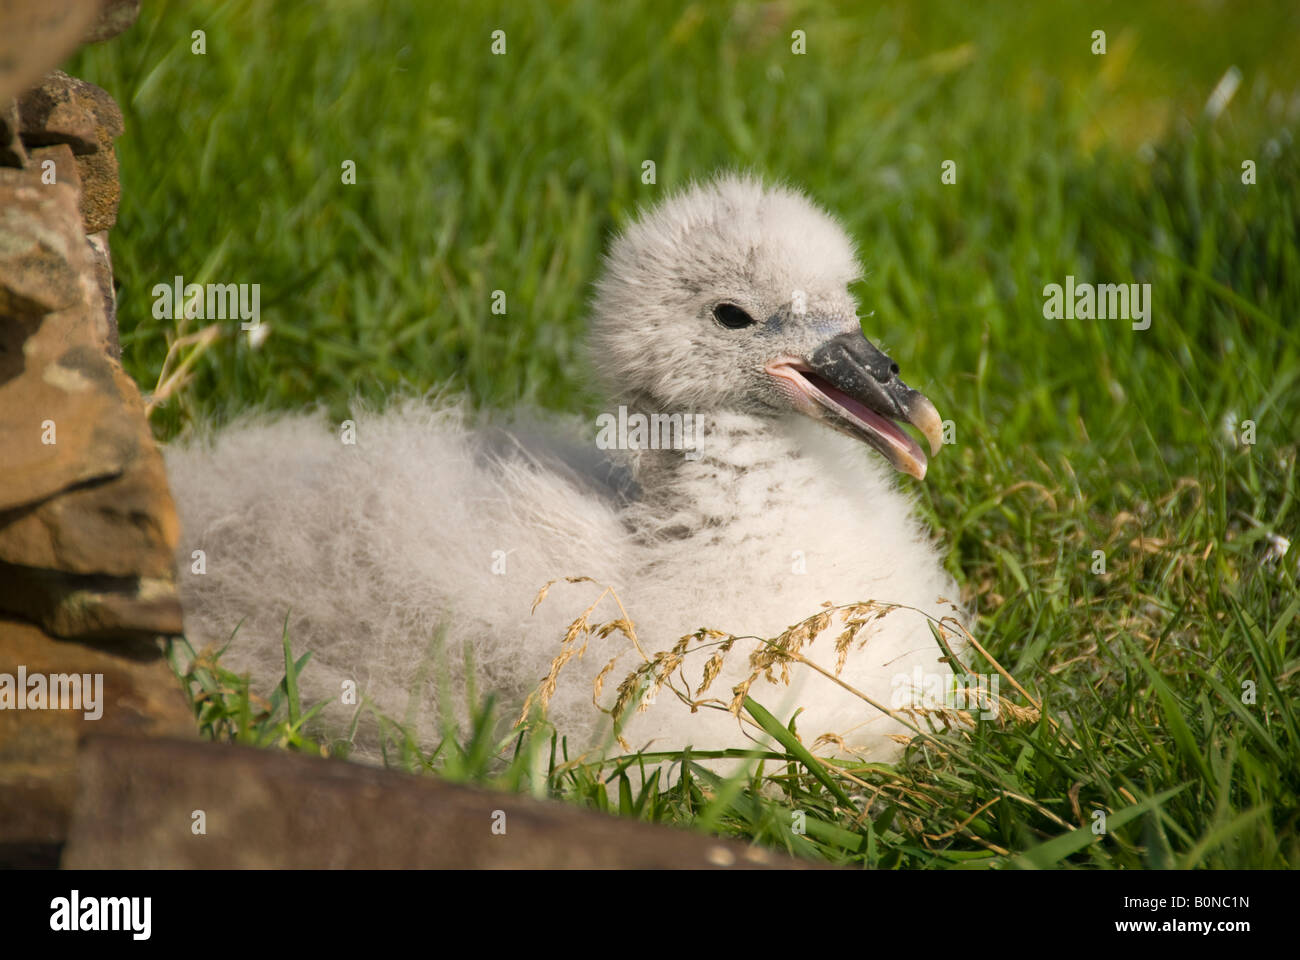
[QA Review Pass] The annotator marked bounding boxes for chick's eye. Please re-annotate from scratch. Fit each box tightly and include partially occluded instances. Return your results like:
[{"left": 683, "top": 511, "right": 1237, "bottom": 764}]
[{"left": 713, "top": 303, "right": 755, "bottom": 329}]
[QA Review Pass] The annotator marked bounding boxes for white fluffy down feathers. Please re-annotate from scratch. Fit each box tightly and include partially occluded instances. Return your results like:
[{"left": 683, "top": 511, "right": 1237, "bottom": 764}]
[{"left": 166, "top": 173, "right": 964, "bottom": 764}]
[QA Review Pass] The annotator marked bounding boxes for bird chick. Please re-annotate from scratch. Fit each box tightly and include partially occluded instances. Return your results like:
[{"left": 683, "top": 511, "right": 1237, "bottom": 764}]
[{"left": 166, "top": 172, "right": 965, "bottom": 766}]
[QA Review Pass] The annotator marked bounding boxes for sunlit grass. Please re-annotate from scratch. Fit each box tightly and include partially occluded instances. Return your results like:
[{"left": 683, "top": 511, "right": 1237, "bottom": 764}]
[{"left": 76, "top": 0, "right": 1300, "bottom": 867}]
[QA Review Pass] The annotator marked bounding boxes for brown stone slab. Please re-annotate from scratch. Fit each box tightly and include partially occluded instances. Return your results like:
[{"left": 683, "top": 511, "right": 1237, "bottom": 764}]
[
  {"left": 17, "top": 70, "right": 123, "bottom": 155},
  {"left": 0, "top": 163, "right": 181, "bottom": 639},
  {"left": 84, "top": 0, "right": 141, "bottom": 44},
  {"left": 61, "top": 736, "right": 810, "bottom": 869},
  {"left": 85, "top": 231, "right": 119, "bottom": 358},
  {"left": 26, "top": 143, "right": 80, "bottom": 192},
  {"left": 74, "top": 133, "right": 119, "bottom": 232},
  {"left": 0, "top": 2, "right": 98, "bottom": 105},
  {"left": 1, "top": 99, "right": 26, "bottom": 167},
  {"left": 0, "top": 619, "right": 196, "bottom": 865}
]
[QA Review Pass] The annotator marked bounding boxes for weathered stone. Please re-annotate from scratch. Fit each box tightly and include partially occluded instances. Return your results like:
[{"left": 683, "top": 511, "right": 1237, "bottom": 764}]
[
  {"left": 0, "top": 621, "right": 196, "bottom": 866},
  {"left": 15, "top": 72, "right": 125, "bottom": 231},
  {"left": 0, "top": 0, "right": 183, "bottom": 868},
  {"left": 60, "top": 736, "right": 806, "bottom": 869},
  {"left": 17, "top": 70, "right": 123, "bottom": 155},
  {"left": 86, "top": 231, "right": 119, "bottom": 358},
  {"left": 0, "top": 165, "right": 181, "bottom": 641},
  {"left": 0, "top": 442, "right": 180, "bottom": 581},
  {"left": 0, "top": 99, "right": 25, "bottom": 167},
  {"left": 0, "top": 168, "right": 128, "bottom": 505},
  {"left": 26, "top": 142, "right": 79, "bottom": 192},
  {"left": 17, "top": 83, "right": 97, "bottom": 155},
  {"left": 0, "top": 1, "right": 98, "bottom": 105},
  {"left": 84, "top": 0, "right": 142, "bottom": 44},
  {"left": 0, "top": 566, "right": 184, "bottom": 641},
  {"left": 0, "top": 169, "right": 87, "bottom": 320},
  {"left": 73, "top": 132, "right": 120, "bottom": 231}
]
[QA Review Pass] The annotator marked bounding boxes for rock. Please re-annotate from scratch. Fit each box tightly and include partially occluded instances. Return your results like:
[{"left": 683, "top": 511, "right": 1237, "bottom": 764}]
[
  {"left": 0, "top": 1, "right": 98, "bottom": 105},
  {"left": 0, "top": 165, "right": 181, "bottom": 641},
  {"left": 0, "top": 99, "right": 26, "bottom": 167},
  {"left": 0, "top": 178, "right": 84, "bottom": 316},
  {"left": 24, "top": 150, "right": 120, "bottom": 339},
  {"left": 0, "top": 567, "right": 182, "bottom": 641},
  {"left": 86, "top": 231, "right": 119, "bottom": 358},
  {"left": 0, "top": 0, "right": 193, "bottom": 872},
  {"left": 60, "top": 736, "right": 807, "bottom": 869},
  {"left": 17, "top": 70, "right": 123, "bottom": 155},
  {"left": 17, "top": 83, "right": 92, "bottom": 154},
  {"left": 0, "top": 442, "right": 180, "bottom": 578},
  {"left": 16, "top": 72, "right": 125, "bottom": 232},
  {"left": 0, "top": 621, "right": 196, "bottom": 867},
  {"left": 0, "top": 168, "right": 128, "bottom": 504},
  {"left": 26, "top": 142, "right": 79, "bottom": 191},
  {"left": 74, "top": 134, "right": 121, "bottom": 232},
  {"left": 84, "top": 0, "right": 142, "bottom": 44}
]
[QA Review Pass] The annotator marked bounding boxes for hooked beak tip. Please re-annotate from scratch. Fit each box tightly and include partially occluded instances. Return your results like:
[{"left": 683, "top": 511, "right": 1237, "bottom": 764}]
[{"left": 907, "top": 395, "right": 944, "bottom": 457}]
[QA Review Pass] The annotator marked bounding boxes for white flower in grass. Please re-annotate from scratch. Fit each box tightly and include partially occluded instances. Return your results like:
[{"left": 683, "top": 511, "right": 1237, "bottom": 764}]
[
  {"left": 1220, "top": 411, "right": 1239, "bottom": 447},
  {"left": 246, "top": 322, "right": 271, "bottom": 350}
]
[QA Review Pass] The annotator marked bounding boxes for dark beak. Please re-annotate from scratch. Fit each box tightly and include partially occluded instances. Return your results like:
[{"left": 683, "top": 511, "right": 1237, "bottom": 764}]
[{"left": 767, "top": 331, "right": 943, "bottom": 479}]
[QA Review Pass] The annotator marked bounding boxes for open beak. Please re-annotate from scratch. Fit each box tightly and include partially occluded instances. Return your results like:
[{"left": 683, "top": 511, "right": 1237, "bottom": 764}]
[{"left": 766, "top": 331, "right": 943, "bottom": 480}]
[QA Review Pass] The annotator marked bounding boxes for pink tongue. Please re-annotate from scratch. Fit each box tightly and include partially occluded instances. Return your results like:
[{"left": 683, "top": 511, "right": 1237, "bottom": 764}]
[{"left": 804, "top": 372, "right": 922, "bottom": 456}]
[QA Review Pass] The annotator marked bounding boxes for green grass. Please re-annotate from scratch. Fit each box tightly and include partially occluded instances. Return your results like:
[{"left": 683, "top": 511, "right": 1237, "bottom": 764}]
[{"left": 74, "top": 0, "right": 1299, "bottom": 867}]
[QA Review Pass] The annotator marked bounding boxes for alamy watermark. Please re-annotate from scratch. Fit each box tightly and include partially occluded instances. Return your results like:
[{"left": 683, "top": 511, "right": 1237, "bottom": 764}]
[
  {"left": 0, "top": 667, "right": 103, "bottom": 719},
  {"left": 890, "top": 667, "right": 999, "bottom": 720},
  {"left": 152, "top": 275, "right": 261, "bottom": 330},
  {"left": 1043, "top": 275, "right": 1151, "bottom": 331},
  {"left": 50, "top": 891, "right": 150, "bottom": 940},
  {"left": 596, "top": 405, "right": 705, "bottom": 460}
]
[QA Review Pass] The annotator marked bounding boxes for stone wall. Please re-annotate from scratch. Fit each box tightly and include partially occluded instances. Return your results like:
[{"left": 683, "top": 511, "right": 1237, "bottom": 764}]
[{"left": 0, "top": 0, "right": 195, "bottom": 867}]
